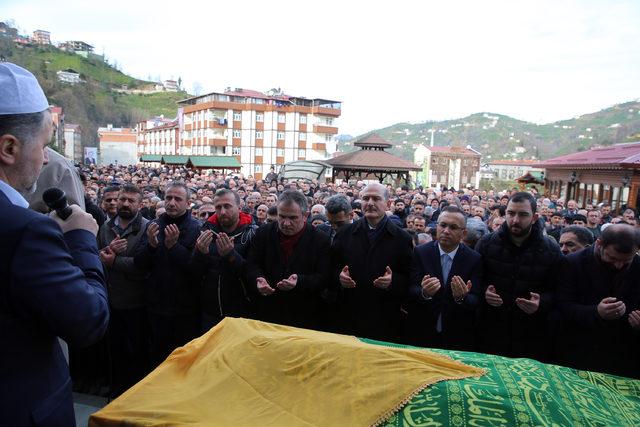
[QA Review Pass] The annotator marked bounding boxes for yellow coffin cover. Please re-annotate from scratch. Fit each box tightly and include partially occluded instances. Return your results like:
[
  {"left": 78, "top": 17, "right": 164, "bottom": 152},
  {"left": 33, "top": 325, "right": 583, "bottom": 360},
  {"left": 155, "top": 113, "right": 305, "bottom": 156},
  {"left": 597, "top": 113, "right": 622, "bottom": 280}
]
[{"left": 90, "top": 318, "right": 484, "bottom": 426}]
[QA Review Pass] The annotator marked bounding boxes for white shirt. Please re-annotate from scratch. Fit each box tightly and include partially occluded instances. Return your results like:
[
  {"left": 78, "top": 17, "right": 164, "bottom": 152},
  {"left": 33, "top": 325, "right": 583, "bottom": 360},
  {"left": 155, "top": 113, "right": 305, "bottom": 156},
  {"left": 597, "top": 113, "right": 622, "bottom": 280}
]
[
  {"left": 438, "top": 243, "right": 459, "bottom": 261},
  {"left": 0, "top": 179, "right": 28, "bottom": 208}
]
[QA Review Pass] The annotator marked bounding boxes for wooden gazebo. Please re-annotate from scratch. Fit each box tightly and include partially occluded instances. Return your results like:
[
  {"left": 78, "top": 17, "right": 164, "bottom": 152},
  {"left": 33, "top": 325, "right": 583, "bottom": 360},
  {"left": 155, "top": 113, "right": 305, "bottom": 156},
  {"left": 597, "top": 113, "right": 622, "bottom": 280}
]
[{"left": 325, "top": 134, "right": 421, "bottom": 184}]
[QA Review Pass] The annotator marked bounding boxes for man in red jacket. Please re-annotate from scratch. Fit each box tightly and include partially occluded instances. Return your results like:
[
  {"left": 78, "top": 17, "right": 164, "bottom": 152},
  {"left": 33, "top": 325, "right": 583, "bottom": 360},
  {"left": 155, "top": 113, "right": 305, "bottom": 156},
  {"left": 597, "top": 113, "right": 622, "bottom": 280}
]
[{"left": 191, "top": 188, "right": 257, "bottom": 332}]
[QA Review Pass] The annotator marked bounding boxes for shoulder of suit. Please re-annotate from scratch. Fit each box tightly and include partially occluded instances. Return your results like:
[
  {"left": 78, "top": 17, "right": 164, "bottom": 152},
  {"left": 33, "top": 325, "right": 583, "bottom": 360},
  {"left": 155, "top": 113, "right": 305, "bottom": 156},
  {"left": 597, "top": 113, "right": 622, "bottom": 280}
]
[{"left": 416, "top": 240, "right": 437, "bottom": 253}]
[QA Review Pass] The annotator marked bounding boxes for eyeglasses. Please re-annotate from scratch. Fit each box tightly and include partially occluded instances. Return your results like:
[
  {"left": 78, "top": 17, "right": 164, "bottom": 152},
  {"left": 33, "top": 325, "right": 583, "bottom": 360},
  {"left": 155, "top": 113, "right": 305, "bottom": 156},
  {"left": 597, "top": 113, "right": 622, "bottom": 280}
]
[
  {"left": 437, "top": 222, "right": 464, "bottom": 231},
  {"left": 199, "top": 211, "right": 215, "bottom": 218}
]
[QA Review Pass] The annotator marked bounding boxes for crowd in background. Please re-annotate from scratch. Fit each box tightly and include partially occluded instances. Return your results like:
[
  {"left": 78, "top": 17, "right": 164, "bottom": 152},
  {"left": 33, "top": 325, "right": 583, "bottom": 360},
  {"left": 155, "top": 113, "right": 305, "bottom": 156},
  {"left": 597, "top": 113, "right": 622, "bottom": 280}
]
[{"left": 62, "top": 162, "right": 640, "bottom": 396}]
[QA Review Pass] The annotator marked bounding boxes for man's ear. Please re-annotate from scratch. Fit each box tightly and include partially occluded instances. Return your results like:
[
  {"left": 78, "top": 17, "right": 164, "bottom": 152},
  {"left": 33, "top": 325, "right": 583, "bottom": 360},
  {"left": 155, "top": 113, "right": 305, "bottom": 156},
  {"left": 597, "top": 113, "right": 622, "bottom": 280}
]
[{"left": 0, "top": 134, "right": 20, "bottom": 166}]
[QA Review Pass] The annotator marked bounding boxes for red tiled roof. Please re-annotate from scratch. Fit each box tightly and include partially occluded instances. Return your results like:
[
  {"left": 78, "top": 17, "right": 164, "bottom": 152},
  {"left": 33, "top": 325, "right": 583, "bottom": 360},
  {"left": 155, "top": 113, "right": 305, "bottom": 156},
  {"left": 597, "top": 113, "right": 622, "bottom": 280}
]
[
  {"left": 427, "top": 146, "right": 481, "bottom": 156},
  {"left": 147, "top": 121, "right": 178, "bottom": 131},
  {"left": 538, "top": 142, "right": 640, "bottom": 169},
  {"left": 225, "top": 89, "right": 268, "bottom": 98},
  {"left": 325, "top": 149, "right": 421, "bottom": 171},
  {"left": 353, "top": 133, "right": 392, "bottom": 148}
]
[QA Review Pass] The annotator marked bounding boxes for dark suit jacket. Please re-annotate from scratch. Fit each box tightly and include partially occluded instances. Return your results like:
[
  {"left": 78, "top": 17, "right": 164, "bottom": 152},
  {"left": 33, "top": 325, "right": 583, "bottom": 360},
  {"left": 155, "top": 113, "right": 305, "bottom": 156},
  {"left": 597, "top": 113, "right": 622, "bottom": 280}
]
[
  {"left": 407, "top": 241, "right": 482, "bottom": 350},
  {"left": 245, "top": 222, "right": 331, "bottom": 330},
  {"left": 331, "top": 217, "right": 413, "bottom": 342},
  {"left": 0, "top": 191, "right": 109, "bottom": 426},
  {"left": 557, "top": 246, "right": 640, "bottom": 378},
  {"left": 134, "top": 211, "right": 201, "bottom": 316}
]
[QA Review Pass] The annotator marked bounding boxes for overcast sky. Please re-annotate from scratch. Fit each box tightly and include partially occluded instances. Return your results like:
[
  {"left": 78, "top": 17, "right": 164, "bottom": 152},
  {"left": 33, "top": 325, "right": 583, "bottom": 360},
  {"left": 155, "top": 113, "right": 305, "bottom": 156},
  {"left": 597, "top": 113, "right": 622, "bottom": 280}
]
[{"left": 4, "top": 0, "right": 640, "bottom": 135}]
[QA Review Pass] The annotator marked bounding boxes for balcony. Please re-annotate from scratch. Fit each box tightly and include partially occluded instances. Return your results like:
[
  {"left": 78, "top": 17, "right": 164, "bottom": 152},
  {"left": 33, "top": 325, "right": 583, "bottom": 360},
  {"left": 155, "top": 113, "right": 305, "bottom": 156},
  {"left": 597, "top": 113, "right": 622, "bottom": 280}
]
[
  {"left": 311, "top": 106, "right": 341, "bottom": 117},
  {"left": 313, "top": 125, "right": 338, "bottom": 134},
  {"left": 208, "top": 118, "right": 228, "bottom": 129},
  {"left": 211, "top": 138, "right": 227, "bottom": 147}
]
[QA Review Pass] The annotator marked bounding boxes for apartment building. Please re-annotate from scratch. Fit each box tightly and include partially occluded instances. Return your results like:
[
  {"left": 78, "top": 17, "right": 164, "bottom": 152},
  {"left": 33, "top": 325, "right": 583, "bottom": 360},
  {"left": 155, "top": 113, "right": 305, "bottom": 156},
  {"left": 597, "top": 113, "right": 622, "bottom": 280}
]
[
  {"left": 98, "top": 125, "right": 137, "bottom": 165},
  {"left": 63, "top": 124, "right": 82, "bottom": 163},
  {"left": 415, "top": 145, "right": 482, "bottom": 189},
  {"left": 174, "top": 88, "right": 341, "bottom": 179},
  {"left": 32, "top": 30, "right": 51, "bottom": 45},
  {"left": 59, "top": 40, "right": 94, "bottom": 52},
  {"left": 486, "top": 159, "right": 544, "bottom": 180},
  {"left": 50, "top": 106, "right": 65, "bottom": 151},
  {"left": 136, "top": 116, "right": 179, "bottom": 157}
]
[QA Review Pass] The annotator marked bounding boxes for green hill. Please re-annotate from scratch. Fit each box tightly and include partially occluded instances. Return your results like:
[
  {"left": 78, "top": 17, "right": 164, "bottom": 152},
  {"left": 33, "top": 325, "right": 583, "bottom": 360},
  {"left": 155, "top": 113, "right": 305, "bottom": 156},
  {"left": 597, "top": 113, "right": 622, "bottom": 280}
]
[
  {"left": 0, "top": 36, "right": 188, "bottom": 145},
  {"left": 342, "top": 102, "right": 640, "bottom": 162}
]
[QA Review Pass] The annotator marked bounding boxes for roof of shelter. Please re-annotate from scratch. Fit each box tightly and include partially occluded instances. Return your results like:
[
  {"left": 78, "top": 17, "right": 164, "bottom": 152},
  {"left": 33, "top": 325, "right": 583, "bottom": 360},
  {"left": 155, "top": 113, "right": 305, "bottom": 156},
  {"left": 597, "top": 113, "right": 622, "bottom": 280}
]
[
  {"left": 188, "top": 156, "right": 241, "bottom": 168},
  {"left": 537, "top": 142, "right": 640, "bottom": 169},
  {"left": 325, "top": 149, "right": 421, "bottom": 172},
  {"left": 353, "top": 133, "right": 393, "bottom": 149}
]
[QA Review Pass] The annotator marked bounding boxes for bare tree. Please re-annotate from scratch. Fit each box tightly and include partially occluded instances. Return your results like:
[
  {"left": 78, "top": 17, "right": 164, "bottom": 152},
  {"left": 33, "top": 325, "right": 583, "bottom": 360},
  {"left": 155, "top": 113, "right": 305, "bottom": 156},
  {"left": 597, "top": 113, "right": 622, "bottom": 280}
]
[{"left": 192, "top": 81, "right": 203, "bottom": 96}]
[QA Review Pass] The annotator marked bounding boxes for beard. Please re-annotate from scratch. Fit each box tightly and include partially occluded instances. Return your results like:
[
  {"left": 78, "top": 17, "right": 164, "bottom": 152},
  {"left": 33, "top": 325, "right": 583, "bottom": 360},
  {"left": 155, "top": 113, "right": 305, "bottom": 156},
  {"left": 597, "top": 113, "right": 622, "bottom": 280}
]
[
  {"left": 509, "top": 223, "right": 533, "bottom": 237},
  {"left": 118, "top": 208, "right": 135, "bottom": 219},
  {"left": 22, "top": 180, "right": 38, "bottom": 197}
]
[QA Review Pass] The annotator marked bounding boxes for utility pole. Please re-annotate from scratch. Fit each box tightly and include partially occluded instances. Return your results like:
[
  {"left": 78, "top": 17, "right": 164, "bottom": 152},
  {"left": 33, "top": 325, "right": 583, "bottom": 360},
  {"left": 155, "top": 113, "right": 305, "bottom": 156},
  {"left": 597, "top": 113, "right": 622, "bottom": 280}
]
[{"left": 429, "top": 128, "right": 436, "bottom": 147}]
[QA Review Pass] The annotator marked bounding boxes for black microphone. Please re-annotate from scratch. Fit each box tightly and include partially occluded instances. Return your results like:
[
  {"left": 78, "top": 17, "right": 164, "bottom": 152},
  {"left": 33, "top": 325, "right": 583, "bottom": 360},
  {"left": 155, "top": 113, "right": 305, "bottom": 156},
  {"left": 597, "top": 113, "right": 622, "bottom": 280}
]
[{"left": 43, "top": 188, "right": 73, "bottom": 220}]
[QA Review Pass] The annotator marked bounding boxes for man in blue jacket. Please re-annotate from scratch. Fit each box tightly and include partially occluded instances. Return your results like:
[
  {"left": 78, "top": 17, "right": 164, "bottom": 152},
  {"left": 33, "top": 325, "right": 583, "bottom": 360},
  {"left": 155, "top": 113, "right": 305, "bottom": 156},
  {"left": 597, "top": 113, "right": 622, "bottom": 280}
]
[{"left": 0, "top": 62, "right": 109, "bottom": 426}]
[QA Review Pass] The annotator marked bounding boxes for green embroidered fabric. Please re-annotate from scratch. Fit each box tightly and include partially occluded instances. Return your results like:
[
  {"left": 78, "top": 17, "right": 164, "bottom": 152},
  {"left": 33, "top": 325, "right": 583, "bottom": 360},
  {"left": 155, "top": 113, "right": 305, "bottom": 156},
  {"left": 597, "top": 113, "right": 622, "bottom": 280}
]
[{"left": 361, "top": 341, "right": 640, "bottom": 427}]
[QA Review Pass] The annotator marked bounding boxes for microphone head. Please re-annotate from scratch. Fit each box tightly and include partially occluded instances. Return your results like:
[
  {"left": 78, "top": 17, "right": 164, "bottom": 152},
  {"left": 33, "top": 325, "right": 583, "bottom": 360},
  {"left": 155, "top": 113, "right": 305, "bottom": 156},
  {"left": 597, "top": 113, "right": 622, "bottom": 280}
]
[{"left": 43, "top": 188, "right": 67, "bottom": 211}]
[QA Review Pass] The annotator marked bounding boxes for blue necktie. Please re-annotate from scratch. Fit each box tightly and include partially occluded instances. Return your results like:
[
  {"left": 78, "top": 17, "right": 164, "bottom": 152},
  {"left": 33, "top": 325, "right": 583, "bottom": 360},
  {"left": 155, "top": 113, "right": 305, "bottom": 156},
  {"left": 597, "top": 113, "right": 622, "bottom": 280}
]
[
  {"left": 437, "top": 253, "right": 453, "bottom": 333},
  {"left": 441, "top": 253, "right": 452, "bottom": 286}
]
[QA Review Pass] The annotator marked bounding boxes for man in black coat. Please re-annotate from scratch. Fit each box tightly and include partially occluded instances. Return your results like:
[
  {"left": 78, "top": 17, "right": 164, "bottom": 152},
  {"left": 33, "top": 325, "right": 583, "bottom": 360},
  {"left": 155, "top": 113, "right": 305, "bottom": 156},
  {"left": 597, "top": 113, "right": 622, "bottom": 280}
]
[
  {"left": 332, "top": 183, "right": 413, "bottom": 343},
  {"left": 475, "top": 192, "right": 562, "bottom": 362},
  {"left": 191, "top": 188, "right": 257, "bottom": 332},
  {"left": 97, "top": 184, "right": 150, "bottom": 395},
  {"left": 245, "top": 190, "right": 330, "bottom": 330},
  {"left": 134, "top": 182, "right": 201, "bottom": 366},
  {"left": 408, "top": 206, "right": 482, "bottom": 350},
  {"left": 557, "top": 224, "right": 640, "bottom": 378}
]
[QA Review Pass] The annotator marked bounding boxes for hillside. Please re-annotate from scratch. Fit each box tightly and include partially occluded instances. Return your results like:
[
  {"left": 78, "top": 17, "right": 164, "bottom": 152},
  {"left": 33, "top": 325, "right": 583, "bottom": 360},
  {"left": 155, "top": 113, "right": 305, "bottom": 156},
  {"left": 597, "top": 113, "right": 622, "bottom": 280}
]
[
  {"left": 0, "top": 37, "right": 188, "bottom": 145},
  {"left": 341, "top": 101, "right": 640, "bottom": 161}
]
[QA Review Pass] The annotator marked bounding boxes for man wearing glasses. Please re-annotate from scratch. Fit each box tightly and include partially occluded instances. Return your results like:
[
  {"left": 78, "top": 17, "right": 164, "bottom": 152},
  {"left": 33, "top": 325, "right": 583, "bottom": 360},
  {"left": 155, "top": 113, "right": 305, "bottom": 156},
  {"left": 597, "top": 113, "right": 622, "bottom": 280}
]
[
  {"left": 407, "top": 206, "right": 481, "bottom": 350},
  {"left": 475, "top": 192, "right": 562, "bottom": 362}
]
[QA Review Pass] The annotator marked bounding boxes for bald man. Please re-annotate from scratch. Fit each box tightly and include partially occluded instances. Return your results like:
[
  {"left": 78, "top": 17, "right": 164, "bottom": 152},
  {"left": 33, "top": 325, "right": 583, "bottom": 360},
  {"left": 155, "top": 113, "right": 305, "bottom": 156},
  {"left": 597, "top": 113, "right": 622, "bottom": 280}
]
[{"left": 331, "top": 183, "right": 413, "bottom": 342}]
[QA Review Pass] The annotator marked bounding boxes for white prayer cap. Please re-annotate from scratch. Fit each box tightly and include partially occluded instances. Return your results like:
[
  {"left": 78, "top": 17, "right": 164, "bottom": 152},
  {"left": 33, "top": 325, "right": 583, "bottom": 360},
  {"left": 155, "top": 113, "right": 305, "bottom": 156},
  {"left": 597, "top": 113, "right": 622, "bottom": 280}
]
[{"left": 0, "top": 62, "right": 49, "bottom": 115}]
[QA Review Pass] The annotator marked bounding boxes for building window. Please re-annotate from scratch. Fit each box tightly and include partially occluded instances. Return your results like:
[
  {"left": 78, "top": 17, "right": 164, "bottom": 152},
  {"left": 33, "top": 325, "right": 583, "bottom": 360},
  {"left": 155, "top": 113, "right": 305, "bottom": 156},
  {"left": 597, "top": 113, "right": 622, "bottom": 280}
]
[
  {"left": 299, "top": 132, "right": 306, "bottom": 141},
  {"left": 233, "top": 111, "right": 241, "bottom": 121},
  {"left": 256, "top": 131, "right": 263, "bottom": 139},
  {"left": 256, "top": 113, "right": 263, "bottom": 122},
  {"left": 276, "top": 148, "right": 284, "bottom": 157},
  {"left": 325, "top": 117, "right": 333, "bottom": 125},
  {"left": 255, "top": 147, "right": 263, "bottom": 156},
  {"left": 277, "top": 132, "right": 285, "bottom": 140},
  {"left": 255, "top": 164, "right": 262, "bottom": 172},
  {"left": 233, "top": 130, "right": 241, "bottom": 138},
  {"left": 300, "top": 115, "right": 307, "bottom": 124},
  {"left": 324, "top": 134, "right": 332, "bottom": 142},
  {"left": 298, "top": 149, "right": 306, "bottom": 158},
  {"left": 232, "top": 147, "right": 241, "bottom": 155},
  {"left": 278, "top": 113, "right": 285, "bottom": 123}
]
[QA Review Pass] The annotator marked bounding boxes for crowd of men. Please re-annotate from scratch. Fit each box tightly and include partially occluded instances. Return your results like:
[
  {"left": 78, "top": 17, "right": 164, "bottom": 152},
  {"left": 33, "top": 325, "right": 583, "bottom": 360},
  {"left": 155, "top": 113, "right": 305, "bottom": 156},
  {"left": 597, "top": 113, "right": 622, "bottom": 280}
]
[
  {"left": 58, "top": 161, "right": 639, "bottom": 393},
  {"left": 2, "top": 63, "right": 639, "bottom": 426}
]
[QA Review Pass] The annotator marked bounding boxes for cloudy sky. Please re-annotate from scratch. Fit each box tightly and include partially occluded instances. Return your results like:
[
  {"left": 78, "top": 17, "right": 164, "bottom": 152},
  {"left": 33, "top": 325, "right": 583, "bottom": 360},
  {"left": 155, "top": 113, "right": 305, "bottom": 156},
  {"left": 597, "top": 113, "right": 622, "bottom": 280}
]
[{"left": 4, "top": 0, "right": 639, "bottom": 135}]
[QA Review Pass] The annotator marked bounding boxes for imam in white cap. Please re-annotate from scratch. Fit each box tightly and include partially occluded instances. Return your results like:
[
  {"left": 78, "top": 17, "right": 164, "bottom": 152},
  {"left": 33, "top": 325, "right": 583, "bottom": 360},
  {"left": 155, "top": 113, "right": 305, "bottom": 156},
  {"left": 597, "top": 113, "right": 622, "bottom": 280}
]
[{"left": 0, "top": 62, "right": 49, "bottom": 115}]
